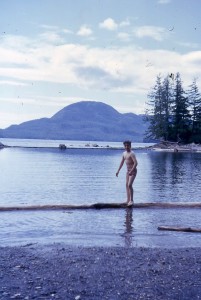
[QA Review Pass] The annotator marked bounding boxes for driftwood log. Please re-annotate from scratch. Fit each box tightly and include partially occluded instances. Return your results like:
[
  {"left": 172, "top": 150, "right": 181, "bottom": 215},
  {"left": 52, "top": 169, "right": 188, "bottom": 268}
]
[
  {"left": 158, "top": 226, "right": 201, "bottom": 233},
  {"left": 1, "top": 202, "right": 201, "bottom": 212},
  {"left": 0, "top": 203, "right": 126, "bottom": 212}
]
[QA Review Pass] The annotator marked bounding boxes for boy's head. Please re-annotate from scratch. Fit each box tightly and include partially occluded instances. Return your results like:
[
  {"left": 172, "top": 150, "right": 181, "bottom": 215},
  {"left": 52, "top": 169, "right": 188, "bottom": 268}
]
[{"left": 123, "top": 140, "right": 131, "bottom": 151}]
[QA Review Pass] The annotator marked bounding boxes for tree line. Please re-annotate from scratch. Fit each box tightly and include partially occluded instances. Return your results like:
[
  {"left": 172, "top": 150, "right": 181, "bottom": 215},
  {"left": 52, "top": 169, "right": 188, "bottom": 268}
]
[{"left": 145, "top": 73, "right": 201, "bottom": 144}]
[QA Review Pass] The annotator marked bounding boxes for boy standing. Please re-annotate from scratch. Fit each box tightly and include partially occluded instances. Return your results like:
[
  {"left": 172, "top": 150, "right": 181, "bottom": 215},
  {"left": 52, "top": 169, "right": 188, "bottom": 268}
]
[{"left": 116, "top": 141, "right": 138, "bottom": 207}]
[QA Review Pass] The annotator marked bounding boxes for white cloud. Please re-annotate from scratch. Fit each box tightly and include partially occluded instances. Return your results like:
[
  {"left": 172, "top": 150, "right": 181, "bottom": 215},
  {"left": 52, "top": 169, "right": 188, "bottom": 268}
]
[
  {"left": 99, "top": 18, "right": 118, "bottom": 31},
  {"left": 117, "top": 32, "right": 131, "bottom": 42},
  {"left": 1, "top": 35, "right": 32, "bottom": 49},
  {"left": 183, "top": 51, "right": 201, "bottom": 63},
  {"left": 39, "top": 31, "right": 65, "bottom": 43},
  {"left": 119, "top": 19, "right": 130, "bottom": 27},
  {"left": 177, "top": 41, "right": 199, "bottom": 49},
  {"left": 133, "top": 26, "right": 167, "bottom": 41},
  {"left": 40, "top": 25, "right": 73, "bottom": 35},
  {"left": 77, "top": 25, "right": 93, "bottom": 36},
  {"left": 40, "top": 24, "right": 60, "bottom": 31},
  {"left": 0, "top": 80, "right": 28, "bottom": 86},
  {"left": 62, "top": 28, "right": 73, "bottom": 34},
  {"left": 1, "top": 34, "right": 201, "bottom": 101}
]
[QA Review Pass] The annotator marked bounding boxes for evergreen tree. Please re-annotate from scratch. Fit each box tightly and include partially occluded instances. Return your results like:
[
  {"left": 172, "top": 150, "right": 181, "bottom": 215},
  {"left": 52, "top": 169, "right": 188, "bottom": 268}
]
[
  {"left": 145, "top": 75, "right": 173, "bottom": 141},
  {"left": 171, "top": 73, "right": 191, "bottom": 143},
  {"left": 145, "top": 75, "right": 164, "bottom": 140},
  {"left": 161, "top": 75, "right": 174, "bottom": 140},
  {"left": 188, "top": 79, "right": 201, "bottom": 143},
  {"left": 145, "top": 73, "right": 201, "bottom": 143}
]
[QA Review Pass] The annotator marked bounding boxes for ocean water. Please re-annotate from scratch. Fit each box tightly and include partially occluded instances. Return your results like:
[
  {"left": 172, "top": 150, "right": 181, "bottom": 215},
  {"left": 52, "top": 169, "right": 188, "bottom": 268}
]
[{"left": 0, "top": 138, "right": 201, "bottom": 248}]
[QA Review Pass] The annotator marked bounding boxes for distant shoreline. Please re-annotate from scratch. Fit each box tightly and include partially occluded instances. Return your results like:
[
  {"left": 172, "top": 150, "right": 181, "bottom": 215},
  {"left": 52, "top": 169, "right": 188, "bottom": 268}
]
[
  {"left": 0, "top": 142, "right": 151, "bottom": 151},
  {"left": 1, "top": 140, "right": 201, "bottom": 152},
  {"left": 150, "top": 141, "right": 201, "bottom": 153}
]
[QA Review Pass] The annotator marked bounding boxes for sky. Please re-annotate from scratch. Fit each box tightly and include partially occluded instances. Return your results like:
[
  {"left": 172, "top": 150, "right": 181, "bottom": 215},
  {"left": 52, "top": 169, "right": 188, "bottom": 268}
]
[{"left": 0, "top": 0, "right": 201, "bottom": 129}]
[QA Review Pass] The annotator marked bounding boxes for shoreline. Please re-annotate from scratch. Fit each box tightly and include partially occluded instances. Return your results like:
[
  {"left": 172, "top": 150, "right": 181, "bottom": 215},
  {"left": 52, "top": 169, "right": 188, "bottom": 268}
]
[
  {"left": 1, "top": 141, "right": 201, "bottom": 153},
  {"left": 151, "top": 141, "right": 201, "bottom": 153},
  {"left": 0, "top": 144, "right": 146, "bottom": 151},
  {"left": 1, "top": 243, "right": 201, "bottom": 299}
]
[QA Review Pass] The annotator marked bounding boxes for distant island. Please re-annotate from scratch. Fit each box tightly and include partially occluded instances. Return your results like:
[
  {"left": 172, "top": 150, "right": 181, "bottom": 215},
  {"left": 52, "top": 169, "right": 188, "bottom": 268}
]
[{"left": 0, "top": 101, "right": 148, "bottom": 142}]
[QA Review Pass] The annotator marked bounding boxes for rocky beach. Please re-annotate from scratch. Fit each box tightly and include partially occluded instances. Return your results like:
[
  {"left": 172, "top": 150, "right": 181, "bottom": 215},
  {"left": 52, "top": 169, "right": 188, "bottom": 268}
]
[{"left": 1, "top": 244, "right": 201, "bottom": 299}]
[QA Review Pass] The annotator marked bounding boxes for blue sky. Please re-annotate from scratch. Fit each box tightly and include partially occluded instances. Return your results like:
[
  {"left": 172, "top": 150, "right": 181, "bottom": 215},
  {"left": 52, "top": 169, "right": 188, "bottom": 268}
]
[{"left": 0, "top": 0, "right": 201, "bottom": 128}]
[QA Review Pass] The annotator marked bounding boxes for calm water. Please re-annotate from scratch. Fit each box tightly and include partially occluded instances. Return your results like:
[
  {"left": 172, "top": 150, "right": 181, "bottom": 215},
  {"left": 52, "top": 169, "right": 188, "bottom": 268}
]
[{"left": 0, "top": 138, "right": 201, "bottom": 248}]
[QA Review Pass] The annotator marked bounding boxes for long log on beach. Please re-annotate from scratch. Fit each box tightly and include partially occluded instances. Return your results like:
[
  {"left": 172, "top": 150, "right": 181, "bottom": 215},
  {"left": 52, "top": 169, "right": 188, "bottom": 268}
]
[
  {"left": 158, "top": 226, "right": 201, "bottom": 233},
  {"left": 1, "top": 202, "right": 201, "bottom": 212}
]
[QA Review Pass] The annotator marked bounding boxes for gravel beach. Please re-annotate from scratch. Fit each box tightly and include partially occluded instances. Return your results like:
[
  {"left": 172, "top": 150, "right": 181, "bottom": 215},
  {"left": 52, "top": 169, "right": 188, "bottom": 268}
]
[{"left": 0, "top": 244, "right": 201, "bottom": 300}]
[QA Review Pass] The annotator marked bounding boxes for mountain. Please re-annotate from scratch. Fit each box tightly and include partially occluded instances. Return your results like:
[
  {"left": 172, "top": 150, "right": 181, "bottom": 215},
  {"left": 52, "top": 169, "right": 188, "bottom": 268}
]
[{"left": 0, "top": 101, "right": 148, "bottom": 142}]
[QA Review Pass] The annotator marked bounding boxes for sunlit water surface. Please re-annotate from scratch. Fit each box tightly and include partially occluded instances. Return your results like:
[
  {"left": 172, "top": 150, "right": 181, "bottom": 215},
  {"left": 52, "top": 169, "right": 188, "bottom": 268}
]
[{"left": 0, "top": 138, "right": 201, "bottom": 248}]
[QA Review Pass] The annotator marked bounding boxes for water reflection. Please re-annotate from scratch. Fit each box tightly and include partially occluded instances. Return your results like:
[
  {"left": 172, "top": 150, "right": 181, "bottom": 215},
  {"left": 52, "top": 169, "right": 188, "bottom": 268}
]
[
  {"left": 122, "top": 208, "right": 133, "bottom": 247},
  {"left": 170, "top": 153, "right": 186, "bottom": 184},
  {"left": 148, "top": 151, "right": 201, "bottom": 202}
]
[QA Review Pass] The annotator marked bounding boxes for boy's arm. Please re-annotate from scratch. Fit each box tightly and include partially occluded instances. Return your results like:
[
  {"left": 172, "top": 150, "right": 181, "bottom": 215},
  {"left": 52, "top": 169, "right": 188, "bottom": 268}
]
[{"left": 116, "top": 156, "right": 125, "bottom": 177}]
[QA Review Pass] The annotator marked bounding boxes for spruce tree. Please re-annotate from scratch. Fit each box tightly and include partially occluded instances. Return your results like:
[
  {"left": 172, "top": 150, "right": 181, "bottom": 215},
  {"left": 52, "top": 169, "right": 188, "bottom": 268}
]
[
  {"left": 145, "top": 73, "right": 200, "bottom": 143},
  {"left": 161, "top": 75, "right": 174, "bottom": 141},
  {"left": 171, "top": 73, "right": 191, "bottom": 143},
  {"left": 188, "top": 79, "right": 201, "bottom": 143},
  {"left": 145, "top": 75, "right": 173, "bottom": 141},
  {"left": 145, "top": 75, "right": 163, "bottom": 140}
]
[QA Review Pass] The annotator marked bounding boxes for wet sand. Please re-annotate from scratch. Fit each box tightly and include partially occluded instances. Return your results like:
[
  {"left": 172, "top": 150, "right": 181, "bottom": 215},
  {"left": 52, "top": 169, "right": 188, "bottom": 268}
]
[{"left": 0, "top": 244, "right": 201, "bottom": 299}]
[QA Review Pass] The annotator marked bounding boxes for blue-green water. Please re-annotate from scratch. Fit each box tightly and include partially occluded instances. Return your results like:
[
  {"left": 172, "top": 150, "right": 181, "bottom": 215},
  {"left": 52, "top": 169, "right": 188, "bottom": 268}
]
[{"left": 0, "top": 139, "right": 201, "bottom": 247}]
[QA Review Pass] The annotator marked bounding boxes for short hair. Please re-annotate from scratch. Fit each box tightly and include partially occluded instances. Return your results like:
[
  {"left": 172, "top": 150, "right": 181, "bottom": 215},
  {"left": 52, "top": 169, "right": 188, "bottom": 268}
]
[{"left": 123, "top": 140, "right": 131, "bottom": 146}]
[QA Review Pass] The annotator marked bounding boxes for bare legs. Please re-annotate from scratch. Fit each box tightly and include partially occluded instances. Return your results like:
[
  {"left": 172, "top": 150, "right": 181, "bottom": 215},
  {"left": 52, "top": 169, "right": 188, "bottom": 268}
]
[{"left": 126, "top": 173, "right": 136, "bottom": 204}]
